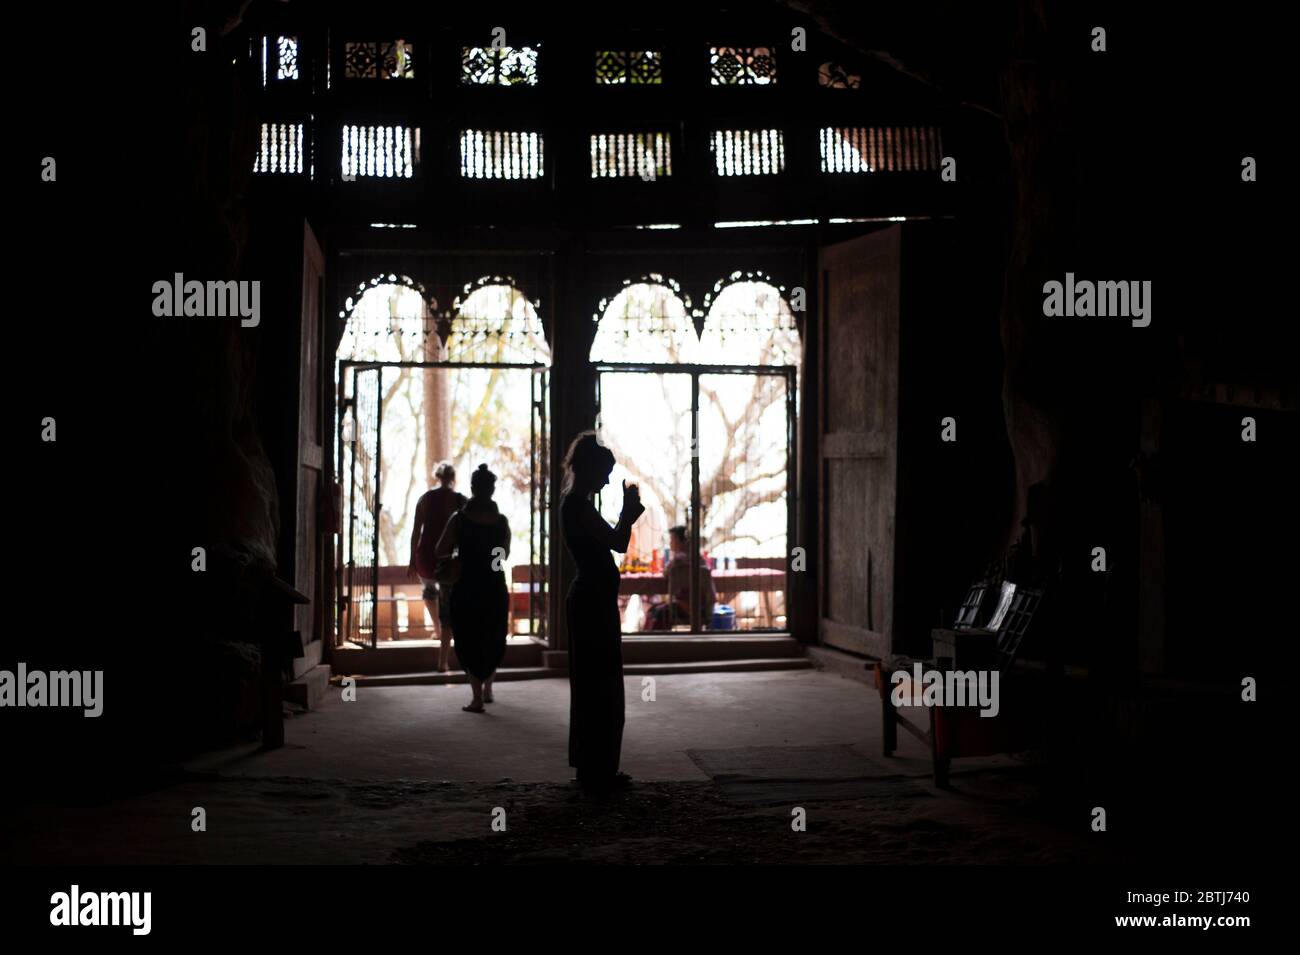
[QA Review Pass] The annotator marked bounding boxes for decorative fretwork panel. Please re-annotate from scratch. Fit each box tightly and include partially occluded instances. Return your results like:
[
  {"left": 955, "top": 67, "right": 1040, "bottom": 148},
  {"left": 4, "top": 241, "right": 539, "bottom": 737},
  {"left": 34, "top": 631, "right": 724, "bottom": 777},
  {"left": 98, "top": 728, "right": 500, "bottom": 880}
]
[
  {"left": 594, "top": 50, "right": 663, "bottom": 84},
  {"left": 711, "top": 129, "right": 784, "bottom": 176},
  {"left": 342, "top": 125, "right": 420, "bottom": 179},
  {"left": 461, "top": 46, "right": 539, "bottom": 86},
  {"left": 447, "top": 280, "right": 550, "bottom": 364},
  {"left": 590, "top": 132, "right": 672, "bottom": 179},
  {"left": 710, "top": 46, "right": 777, "bottom": 85},
  {"left": 344, "top": 40, "right": 415, "bottom": 79},
  {"left": 699, "top": 276, "right": 801, "bottom": 366},
  {"left": 336, "top": 276, "right": 549, "bottom": 366},
  {"left": 817, "top": 62, "right": 860, "bottom": 89},
  {"left": 819, "top": 126, "right": 944, "bottom": 173},
  {"left": 254, "top": 122, "right": 305, "bottom": 174},
  {"left": 277, "top": 36, "right": 299, "bottom": 80},
  {"left": 593, "top": 275, "right": 799, "bottom": 366},
  {"left": 337, "top": 277, "right": 434, "bottom": 362},
  {"left": 460, "top": 130, "right": 545, "bottom": 179},
  {"left": 591, "top": 278, "right": 700, "bottom": 363}
]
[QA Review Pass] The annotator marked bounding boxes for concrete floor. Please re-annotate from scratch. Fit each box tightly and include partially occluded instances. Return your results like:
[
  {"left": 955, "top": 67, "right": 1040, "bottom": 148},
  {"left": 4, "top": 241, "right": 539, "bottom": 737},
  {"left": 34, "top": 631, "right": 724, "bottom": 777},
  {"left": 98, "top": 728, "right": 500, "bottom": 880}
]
[
  {"left": 7, "top": 669, "right": 1117, "bottom": 864},
  {"left": 191, "top": 668, "right": 937, "bottom": 783}
]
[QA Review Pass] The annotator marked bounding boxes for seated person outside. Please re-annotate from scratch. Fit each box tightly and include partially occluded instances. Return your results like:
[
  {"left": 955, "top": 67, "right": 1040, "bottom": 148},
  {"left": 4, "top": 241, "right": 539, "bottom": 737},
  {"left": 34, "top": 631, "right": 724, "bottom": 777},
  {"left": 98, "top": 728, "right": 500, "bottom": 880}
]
[{"left": 645, "top": 525, "right": 716, "bottom": 630}]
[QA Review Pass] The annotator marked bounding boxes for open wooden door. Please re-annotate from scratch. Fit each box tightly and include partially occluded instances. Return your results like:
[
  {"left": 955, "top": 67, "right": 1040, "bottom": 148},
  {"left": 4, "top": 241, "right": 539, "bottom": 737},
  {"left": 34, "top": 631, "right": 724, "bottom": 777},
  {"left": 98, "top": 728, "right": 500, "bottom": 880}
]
[
  {"left": 817, "top": 226, "right": 901, "bottom": 659},
  {"left": 292, "top": 221, "right": 326, "bottom": 672}
]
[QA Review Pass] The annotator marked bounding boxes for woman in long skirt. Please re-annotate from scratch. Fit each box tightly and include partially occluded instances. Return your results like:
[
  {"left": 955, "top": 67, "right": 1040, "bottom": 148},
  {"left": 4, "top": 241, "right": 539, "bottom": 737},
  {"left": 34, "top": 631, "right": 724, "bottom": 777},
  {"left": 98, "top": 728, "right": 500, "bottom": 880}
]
[
  {"left": 437, "top": 464, "right": 510, "bottom": 713},
  {"left": 559, "top": 431, "right": 644, "bottom": 793}
]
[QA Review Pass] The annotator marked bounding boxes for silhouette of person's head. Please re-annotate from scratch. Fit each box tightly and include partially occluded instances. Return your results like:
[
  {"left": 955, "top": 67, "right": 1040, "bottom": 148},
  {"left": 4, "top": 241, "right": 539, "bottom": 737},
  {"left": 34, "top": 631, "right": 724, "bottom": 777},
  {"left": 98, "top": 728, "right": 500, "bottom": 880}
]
[
  {"left": 669, "top": 525, "right": 688, "bottom": 553},
  {"left": 434, "top": 461, "right": 456, "bottom": 489},
  {"left": 470, "top": 463, "right": 497, "bottom": 500},
  {"left": 563, "top": 430, "right": 615, "bottom": 495}
]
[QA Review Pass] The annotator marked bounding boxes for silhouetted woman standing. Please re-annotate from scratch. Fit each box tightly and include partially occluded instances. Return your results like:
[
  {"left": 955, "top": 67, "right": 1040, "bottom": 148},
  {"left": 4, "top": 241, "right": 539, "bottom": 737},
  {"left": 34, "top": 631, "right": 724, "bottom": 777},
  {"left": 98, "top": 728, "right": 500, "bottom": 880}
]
[
  {"left": 560, "top": 432, "right": 644, "bottom": 792},
  {"left": 436, "top": 464, "right": 510, "bottom": 713}
]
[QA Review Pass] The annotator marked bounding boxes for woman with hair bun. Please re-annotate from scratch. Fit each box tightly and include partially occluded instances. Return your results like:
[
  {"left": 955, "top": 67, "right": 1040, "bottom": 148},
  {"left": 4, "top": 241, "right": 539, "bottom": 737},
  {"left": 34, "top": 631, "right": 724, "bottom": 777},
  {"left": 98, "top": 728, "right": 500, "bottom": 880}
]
[
  {"left": 435, "top": 463, "right": 510, "bottom": 712},
  {"left": 560, "top": 430, "right": 644, "bottom": 793},
  {"left": 409, "top": 462, "right": 467, "bottom": 673}
]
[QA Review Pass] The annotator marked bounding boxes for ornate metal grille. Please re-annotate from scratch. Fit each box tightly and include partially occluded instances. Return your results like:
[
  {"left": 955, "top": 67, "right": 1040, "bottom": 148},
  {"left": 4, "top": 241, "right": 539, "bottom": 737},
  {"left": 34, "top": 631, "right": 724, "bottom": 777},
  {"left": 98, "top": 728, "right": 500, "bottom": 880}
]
[
  {"left": 342, "top": 125, "right": 420, "bottom": 179},
  {"left": 819, "top": 126, "right": 944, "bottom": 173},
  {"left": 709, "top": 46, "right": 777, "bottom": 85},
  {"left": 711, "top": 129, "right": 784, "bottom": 176},
  {"left": 590, "top": 132, "right": 672, "bottom": 179},
  {"left": 459, "top": 130, "right": 544, "bottom": 179},
  {"left": 461, "top": 46, "right": 539, "bottom": 85},
  {"left": 817, "top": 62, "right": 860, "bottom": 89},
  {"left": 343, "top": 40, "right": 415, "bottom": 79},
  {"left": 594, "top": 50, "right": 662, "bottom": 84},
  {"left": 253, "top": 122, "right": 304, "bottom": 174}
]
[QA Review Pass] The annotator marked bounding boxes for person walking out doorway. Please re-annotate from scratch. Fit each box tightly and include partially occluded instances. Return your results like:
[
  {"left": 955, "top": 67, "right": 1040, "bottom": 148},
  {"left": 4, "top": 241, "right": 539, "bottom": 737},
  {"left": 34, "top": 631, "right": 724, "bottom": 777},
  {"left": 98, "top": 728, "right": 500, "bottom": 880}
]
[
  {"left": 436, "top": 464, "right": 511, "bottom": 712},
  {"left": 409, "top": 462, "right": 467, "bottom": 672}
]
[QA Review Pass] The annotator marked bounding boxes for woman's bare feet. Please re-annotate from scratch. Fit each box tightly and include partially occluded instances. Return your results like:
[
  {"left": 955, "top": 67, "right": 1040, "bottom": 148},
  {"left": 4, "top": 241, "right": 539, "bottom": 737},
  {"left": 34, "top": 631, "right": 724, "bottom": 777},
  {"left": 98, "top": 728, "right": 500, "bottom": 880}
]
[
  {"left": 462, "top": 702, "right": 485, "bottom": 713},
  {"left": 483, "top": 683, "right": 495, "bottom": 703}
]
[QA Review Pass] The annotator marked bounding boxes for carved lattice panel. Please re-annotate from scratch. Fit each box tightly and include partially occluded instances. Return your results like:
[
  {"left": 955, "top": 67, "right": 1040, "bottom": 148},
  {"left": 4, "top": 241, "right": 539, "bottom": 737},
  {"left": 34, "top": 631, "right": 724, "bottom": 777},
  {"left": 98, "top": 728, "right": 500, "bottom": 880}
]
[
  {"left": 344, "top": 40, "right": 414, "bottom": 79},
  {"left": 711, "top": 129, "right": 784, "bottom": 176},
  {"left": 342, "top": 125, "right": 420, "bottom": 179},
  {"left": 277, "top": 36, "right": 299, "bottom": 80},
  {"left": 459, "top": 130, "right": 544, "bottom": 179},
  {"left": 710, "top": 46, "right": 777, "bottom": 85},
  {"left": 817, "top": 62, "right": 860, "bottom": 89},
  {"left": 589, "top": 132, "right": 672, "bottom": 179},
  {"left": 594, "top": 50, "right": 663, "bottom": 84},
  {"left": 380, "top": 41, "right": 415, "bottom": 79},
  {"left": 253, "top": 122, "right": 305, "bottom": 174},
  {"left": 819, "top": 126, "right": 944, "bottom": 173},
  {"left": 460, "top": 46, "right": 539, "bottom": 85}
]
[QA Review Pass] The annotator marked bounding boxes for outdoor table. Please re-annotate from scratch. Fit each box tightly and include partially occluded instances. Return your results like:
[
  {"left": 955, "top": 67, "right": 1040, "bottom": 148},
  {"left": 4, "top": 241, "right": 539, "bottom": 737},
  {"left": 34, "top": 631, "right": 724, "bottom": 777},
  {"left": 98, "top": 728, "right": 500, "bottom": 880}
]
[{"left": 618, "top": 567, "right": 784, "bottom": 595}]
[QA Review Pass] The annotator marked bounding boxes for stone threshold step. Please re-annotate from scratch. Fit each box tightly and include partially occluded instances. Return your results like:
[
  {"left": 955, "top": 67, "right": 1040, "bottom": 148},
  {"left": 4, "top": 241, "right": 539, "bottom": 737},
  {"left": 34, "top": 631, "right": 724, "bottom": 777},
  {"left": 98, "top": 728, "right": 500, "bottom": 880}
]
[
  {"left": 341, "top": 667, "right": 554, "bottom": 688},
  {"left": 285, "top": 663, "right": 332, "bottom": 709},
  {"left": 339, "top": 657, "right": 812, "bottom": 687},
  {"left": 620, "top": 658, "right": 813, "bottom": 675},
  {"left": 331, "top": 643, "right": 544, "bottom": 675}
]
